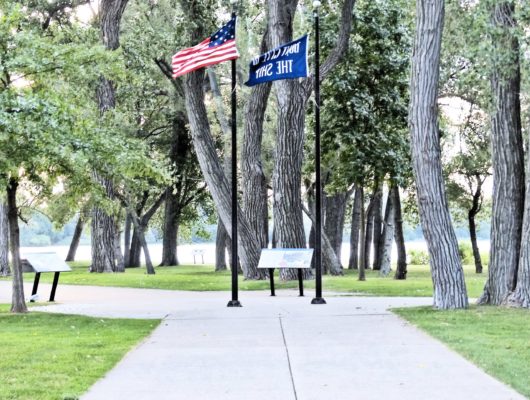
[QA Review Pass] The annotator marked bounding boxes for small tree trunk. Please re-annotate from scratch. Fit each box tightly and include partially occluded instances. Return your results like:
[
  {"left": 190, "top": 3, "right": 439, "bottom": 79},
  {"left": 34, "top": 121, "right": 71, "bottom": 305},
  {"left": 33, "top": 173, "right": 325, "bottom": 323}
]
[
  {"left": 0, "top": 201, "right": 10, "bottom": 276},
  {"left": 348, "top": 186, "right": 362, "bottom": 270},
  {"left": 128, "top": 229, "right": 141, "bottom": 268},
  {"left": 358, "top": 187, "right": 366, "bottom": 281},
  {"left": 409, "top": 0, "right": 468, "bottom": 308},
  {"left": 324, "top": 190, "right": 348, "bottom": 265},
  {"left": 124, "top": 213, "right": 132, "bottom": 266},
  {"left": 114, "top": 221, "right": 125, "bottom": 272},
  {"left": 160, "top": 190, "right": 180, "bottom": 267},
  {"left": 65, "top": 216, "right": 84, "bottom": 262},
  {"left": 468, "top": 177, "right": 483, "bottom": 273},
  {"left": 393, "top": 186, "right": 407, "bottom": 280},
  {"left": 363, "top": 190, "right": 376, "bottom": 270},
  {"left": 215, "top": 219, "right": 228, "bottom": 271},
  {"left": 372, "top": 186, "right": 383, "bottom": 270},
  {"left": 7, "top": 179, "right": 27, "bottom": 313},
  {"left": 379, "top": 188, "right": 395, "bottom": 277}
]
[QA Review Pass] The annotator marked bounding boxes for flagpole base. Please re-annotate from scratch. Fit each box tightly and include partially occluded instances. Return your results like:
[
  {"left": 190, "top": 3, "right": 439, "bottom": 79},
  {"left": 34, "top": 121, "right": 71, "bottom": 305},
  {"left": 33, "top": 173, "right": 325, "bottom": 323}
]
[
  {"left": 227, "top": 300, "right": 242, "bottom": 307},
  {"left": 311, "top": 297, "right": 326, "bottom": 305}
]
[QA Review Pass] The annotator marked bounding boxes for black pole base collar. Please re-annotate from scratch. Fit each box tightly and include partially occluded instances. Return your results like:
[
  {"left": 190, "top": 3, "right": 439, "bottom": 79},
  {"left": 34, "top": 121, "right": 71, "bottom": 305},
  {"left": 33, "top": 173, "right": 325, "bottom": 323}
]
[
  {"left": 311, "top": 297, "right": 327, "bottom": 305},
  {"left": 227, "top": 300, "right": 242, "bottom": 307}
]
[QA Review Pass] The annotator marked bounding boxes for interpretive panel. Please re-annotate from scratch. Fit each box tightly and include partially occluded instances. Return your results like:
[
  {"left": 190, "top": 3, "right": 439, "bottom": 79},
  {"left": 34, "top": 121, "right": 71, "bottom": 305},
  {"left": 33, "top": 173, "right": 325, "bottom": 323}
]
[
  {"left": 22, "top": 252, "right": 72, "bottom": 273},
  {"left": 258, "top": 249, "right": 314, "bottom": 269}
]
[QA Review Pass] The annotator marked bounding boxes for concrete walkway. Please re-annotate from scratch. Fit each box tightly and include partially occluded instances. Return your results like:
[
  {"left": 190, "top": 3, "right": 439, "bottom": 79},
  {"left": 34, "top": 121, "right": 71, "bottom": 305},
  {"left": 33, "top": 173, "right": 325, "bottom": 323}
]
[{"left": 0, "top": 281, "right": 525, "bottom": 400}]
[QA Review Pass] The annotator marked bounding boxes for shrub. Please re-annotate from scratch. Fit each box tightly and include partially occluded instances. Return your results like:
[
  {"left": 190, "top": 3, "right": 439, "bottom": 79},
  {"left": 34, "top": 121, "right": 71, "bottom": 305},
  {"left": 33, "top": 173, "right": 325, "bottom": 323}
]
[
  {"left": 407, "top": 249, "right": 430, "bottom": 265},
  {"left": 458, "top": 242, "right": 475, "bottom": 265}
]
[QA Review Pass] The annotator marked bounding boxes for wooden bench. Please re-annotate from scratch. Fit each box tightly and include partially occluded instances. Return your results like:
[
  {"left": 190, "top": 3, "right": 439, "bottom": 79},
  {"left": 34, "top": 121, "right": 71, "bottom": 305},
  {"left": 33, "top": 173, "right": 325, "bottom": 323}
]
[
  {"left": 22, "top": 252, "right": 72, "bottom": 302},
  {"left": 257, "top": 249, "right": 314, "bottom": 297}
]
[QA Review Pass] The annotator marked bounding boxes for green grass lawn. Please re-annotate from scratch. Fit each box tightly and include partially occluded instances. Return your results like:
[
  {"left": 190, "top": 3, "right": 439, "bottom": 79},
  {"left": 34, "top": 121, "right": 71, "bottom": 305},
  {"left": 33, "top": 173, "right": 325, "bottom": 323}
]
[
  {"left": 0, "top": 262, "right": 488, "bottom": 298},
  {"left": 0, "top": 304, "right": 159, "bottom": 400},
  {"left": 394, "top": 306, "right": 530, "bottom": 399}
]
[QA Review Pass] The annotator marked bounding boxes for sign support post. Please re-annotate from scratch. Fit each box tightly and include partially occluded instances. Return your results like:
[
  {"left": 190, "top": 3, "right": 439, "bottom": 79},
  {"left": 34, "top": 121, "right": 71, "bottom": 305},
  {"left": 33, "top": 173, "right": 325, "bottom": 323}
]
[{"left": 311, "top": 0, "right": 326, "bottom": 305}]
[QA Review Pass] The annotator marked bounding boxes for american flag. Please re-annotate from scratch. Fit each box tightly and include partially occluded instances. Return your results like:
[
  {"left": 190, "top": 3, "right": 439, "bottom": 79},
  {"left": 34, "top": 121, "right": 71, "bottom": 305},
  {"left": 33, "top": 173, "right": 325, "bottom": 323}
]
[{"left": 172, "top": 16, "right": 239, "bottom": 78}]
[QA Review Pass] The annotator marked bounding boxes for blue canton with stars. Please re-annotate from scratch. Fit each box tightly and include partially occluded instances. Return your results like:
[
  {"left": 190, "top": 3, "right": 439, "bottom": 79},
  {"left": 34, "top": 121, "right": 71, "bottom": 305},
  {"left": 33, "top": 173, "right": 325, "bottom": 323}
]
[{"left": 209, "top": 16, "right": 236, "bottom": 47}]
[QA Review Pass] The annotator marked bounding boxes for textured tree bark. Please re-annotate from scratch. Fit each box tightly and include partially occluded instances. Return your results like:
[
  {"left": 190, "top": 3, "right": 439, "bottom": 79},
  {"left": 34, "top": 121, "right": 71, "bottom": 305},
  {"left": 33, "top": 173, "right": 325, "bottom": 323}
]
[
  {"left": 358, "top": 187, "right": 366, "bottom": 281},
  {"left": 127, "top": 208, "right": 155, "bottom": 275},
  {"left": 215, "top": 221, "right": 228, "bottom": 271},
  {"left": 242, "top": 31, "right": 272, "bottom": 255},
  {"left": 303, "top": 203, "right": 343, "bottom": 276},
  {"left": 182, "top": 67, "right": 263, "bottom": 279},
  {"left": 65, "top": 216, "right": 84, "bottom": 262},
  {"left": 123, "top": 213, "right": 132, "bottom": 266},
  {"left": 468, "top": 177, "right": 483, "bottom": 274},
  {"left": 409, "top": 0, "right": 468, "bottom": 308},
  {"left": 479, "top": 1, "right": 524, "bottom": 305},
  {"left": 348, "top": 186, "right": 362, "bottom": 270},
  {"left": 160, "top": 191, "right": 180, "bottom": 267},
  {"left": 378, "top": 188, "right": 395, "bottom": 277},
  {"left": 91, "top": 0, "right": 129, "bottom": 273},
  {"left": 363, "top": 190, "right": 376, "bottom": 270},
  {"left": 372, "top": 186, "right": 383, "bottom": 270},
  {"left": 113, "top": 222, "right": 125, "bottom": 272},
  {"left": 7, "top": 179, "right": 27, "bottom": 313},
  {"left": 324, "top": 190, "right": 348, "bottom": 266},
  {"left": 0, "top": 201, "right": 10, "bottom": 276},
  {"left": 392, "top": 186, "right": 407, "bottom": 280}
]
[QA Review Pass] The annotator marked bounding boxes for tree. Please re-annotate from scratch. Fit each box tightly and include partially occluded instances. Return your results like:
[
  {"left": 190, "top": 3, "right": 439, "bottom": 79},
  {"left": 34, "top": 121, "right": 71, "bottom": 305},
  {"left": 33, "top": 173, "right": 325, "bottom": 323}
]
[
  {"left": 90, "top": 0, "right": 129, "bottom": 273},
  {"left": 269, "top": 0, "right": 355, "bottom": 280},
  {"left": 478, "top": 1, "right": 525, "bottom": 305},
  {"left": 409, "top": 0, "right": 468, "bottom": 309}
]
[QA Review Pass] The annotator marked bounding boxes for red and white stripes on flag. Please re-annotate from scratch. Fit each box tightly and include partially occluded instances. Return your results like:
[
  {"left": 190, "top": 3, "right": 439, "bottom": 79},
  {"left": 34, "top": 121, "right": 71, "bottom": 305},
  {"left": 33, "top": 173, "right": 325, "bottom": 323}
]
[{"left": 172, "top": 16, "right": 239, "bottom": 78}]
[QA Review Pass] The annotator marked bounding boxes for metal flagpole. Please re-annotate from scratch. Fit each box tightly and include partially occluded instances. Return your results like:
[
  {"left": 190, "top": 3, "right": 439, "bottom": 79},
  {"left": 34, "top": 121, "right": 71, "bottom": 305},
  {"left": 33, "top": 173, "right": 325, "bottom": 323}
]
[
  {"left": 227, "top": 6, "right": 242, "bottom": 307},
  {"left": 311, "top": 0, "right": 326, "bottom": 305}
]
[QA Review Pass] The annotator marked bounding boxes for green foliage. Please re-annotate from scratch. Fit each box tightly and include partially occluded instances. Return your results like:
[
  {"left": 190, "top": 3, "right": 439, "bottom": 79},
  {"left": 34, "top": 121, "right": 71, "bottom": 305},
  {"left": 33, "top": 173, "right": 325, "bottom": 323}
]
[
  {"left": 0, "top": 307, "right": 158, "bottom": 400},
  {"left": 407, "top": 249, "right": 430, "bottom": 265},
  {"left": 394, "top": 306, "right": 530, "bottom": 398},
  {"left": 313, "top": 0, "right": 412, "bottom": 191},
  {"left": 458, "top": 241, "right": 474, "bottom": 265}
]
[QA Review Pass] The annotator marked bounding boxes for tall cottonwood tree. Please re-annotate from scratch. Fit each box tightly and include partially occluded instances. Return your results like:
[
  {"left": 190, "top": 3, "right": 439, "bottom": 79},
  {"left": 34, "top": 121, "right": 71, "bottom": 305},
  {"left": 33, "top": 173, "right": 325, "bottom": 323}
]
[
  {"left": 268, "top": 0, "right": 355, "bottom": 280},
  {"left": 479, "top": 1, "right": 525, "bottom": 305},
  {"left": 177, "top": 0, "right": 264, "bottom": 279},
  {"left": 91, "top": 0, "right": 129, "bottom": 273},
  {"left": 409, "top": 0, "right": 468, "bottom": 309}
]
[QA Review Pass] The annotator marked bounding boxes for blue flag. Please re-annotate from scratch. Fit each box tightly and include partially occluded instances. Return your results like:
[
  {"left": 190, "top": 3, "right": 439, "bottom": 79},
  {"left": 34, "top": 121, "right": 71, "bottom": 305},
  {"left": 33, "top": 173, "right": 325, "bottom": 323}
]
[{"left": 245, "top": 35, "right": 309, "bottom": 87}]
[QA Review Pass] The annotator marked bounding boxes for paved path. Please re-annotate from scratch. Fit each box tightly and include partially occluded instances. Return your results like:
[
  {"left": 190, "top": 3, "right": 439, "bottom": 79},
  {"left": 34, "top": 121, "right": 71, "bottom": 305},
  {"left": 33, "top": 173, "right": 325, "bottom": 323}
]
[{"left": 0, "top": 281, "right": 525, "bottom": 400}]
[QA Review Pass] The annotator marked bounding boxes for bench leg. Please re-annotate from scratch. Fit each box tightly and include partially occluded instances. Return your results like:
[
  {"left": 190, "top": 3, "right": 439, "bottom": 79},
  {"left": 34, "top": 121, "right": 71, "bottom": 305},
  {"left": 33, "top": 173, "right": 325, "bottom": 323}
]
[
  {"left": 30, "top": 273, "right": 41, "bottom": 302},
  {"left": 49, "top": 272, "right": 60, "bottom": 302},
  {"left": 269, "top": 268, "right": 275, "bottom": 296},
  {"left": 298, "top": 269, "right": 304, "bottom": 297}
]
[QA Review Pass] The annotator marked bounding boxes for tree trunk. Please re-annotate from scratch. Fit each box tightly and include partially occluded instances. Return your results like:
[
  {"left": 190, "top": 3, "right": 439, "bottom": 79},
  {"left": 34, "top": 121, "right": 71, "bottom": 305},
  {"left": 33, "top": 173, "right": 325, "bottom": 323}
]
[
  {"left": 363, "top": 190, "right": 376, "bottom": 270},
  {"left": 409, "top": 0, "right": 468, "bottom": 309},
  {"left": 182, "top": 68, "right": 262, "bottom": 279},
  {"left": 358, "top": 187, "right": 366, "bottom": 281},
  {"left": 348, "top": 186, "right": 362, "bottom": 270},
  {"left": 479, "top": 1, "right": 524, "bottom": 305},
  {"left": 90, "top": 179, "right": 117, "bottom": 273},
  {"left": 65, "top": 216, "right": 84, "bottom": 262},
  {"left": 215, "top": 219, "right": 228, "bottom": 271},
  {"left": 124, "top": 213, "right": 132, "bottom": 266},
  {"left": 393, "top": 186, "right": 407, "bottom": 280},
  {"left": 379, "top": 188, "right": 395, "bottom": 277},
  {"left": 242, "top": 31, "right": 271, "bottom": 254},
  {"left": 91, "top": 0, "right": 128, "bottom": 273},
  {"left": 324, "top": 190, "right": 348, "bottom": 265},
  {"left": 468, "top": 177, "right": 483, "bottom": 274},
  {"left": 372, "top": 185, "right": 383, "bottom": 270},
  {"left": 114, "top": 221, "right": 125, "bottom": 272},
  {"left": 0, "top": 201, "right": 10, "bottom": 276},
  {"left": 160, "top": 191, "right": 180, "bottom": 266},
  {"left": 7, "top": 179, "right": 27, "bottom": 313},
  {"left": 128, "top": 228, "right": 141, "bottom": 268}
]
